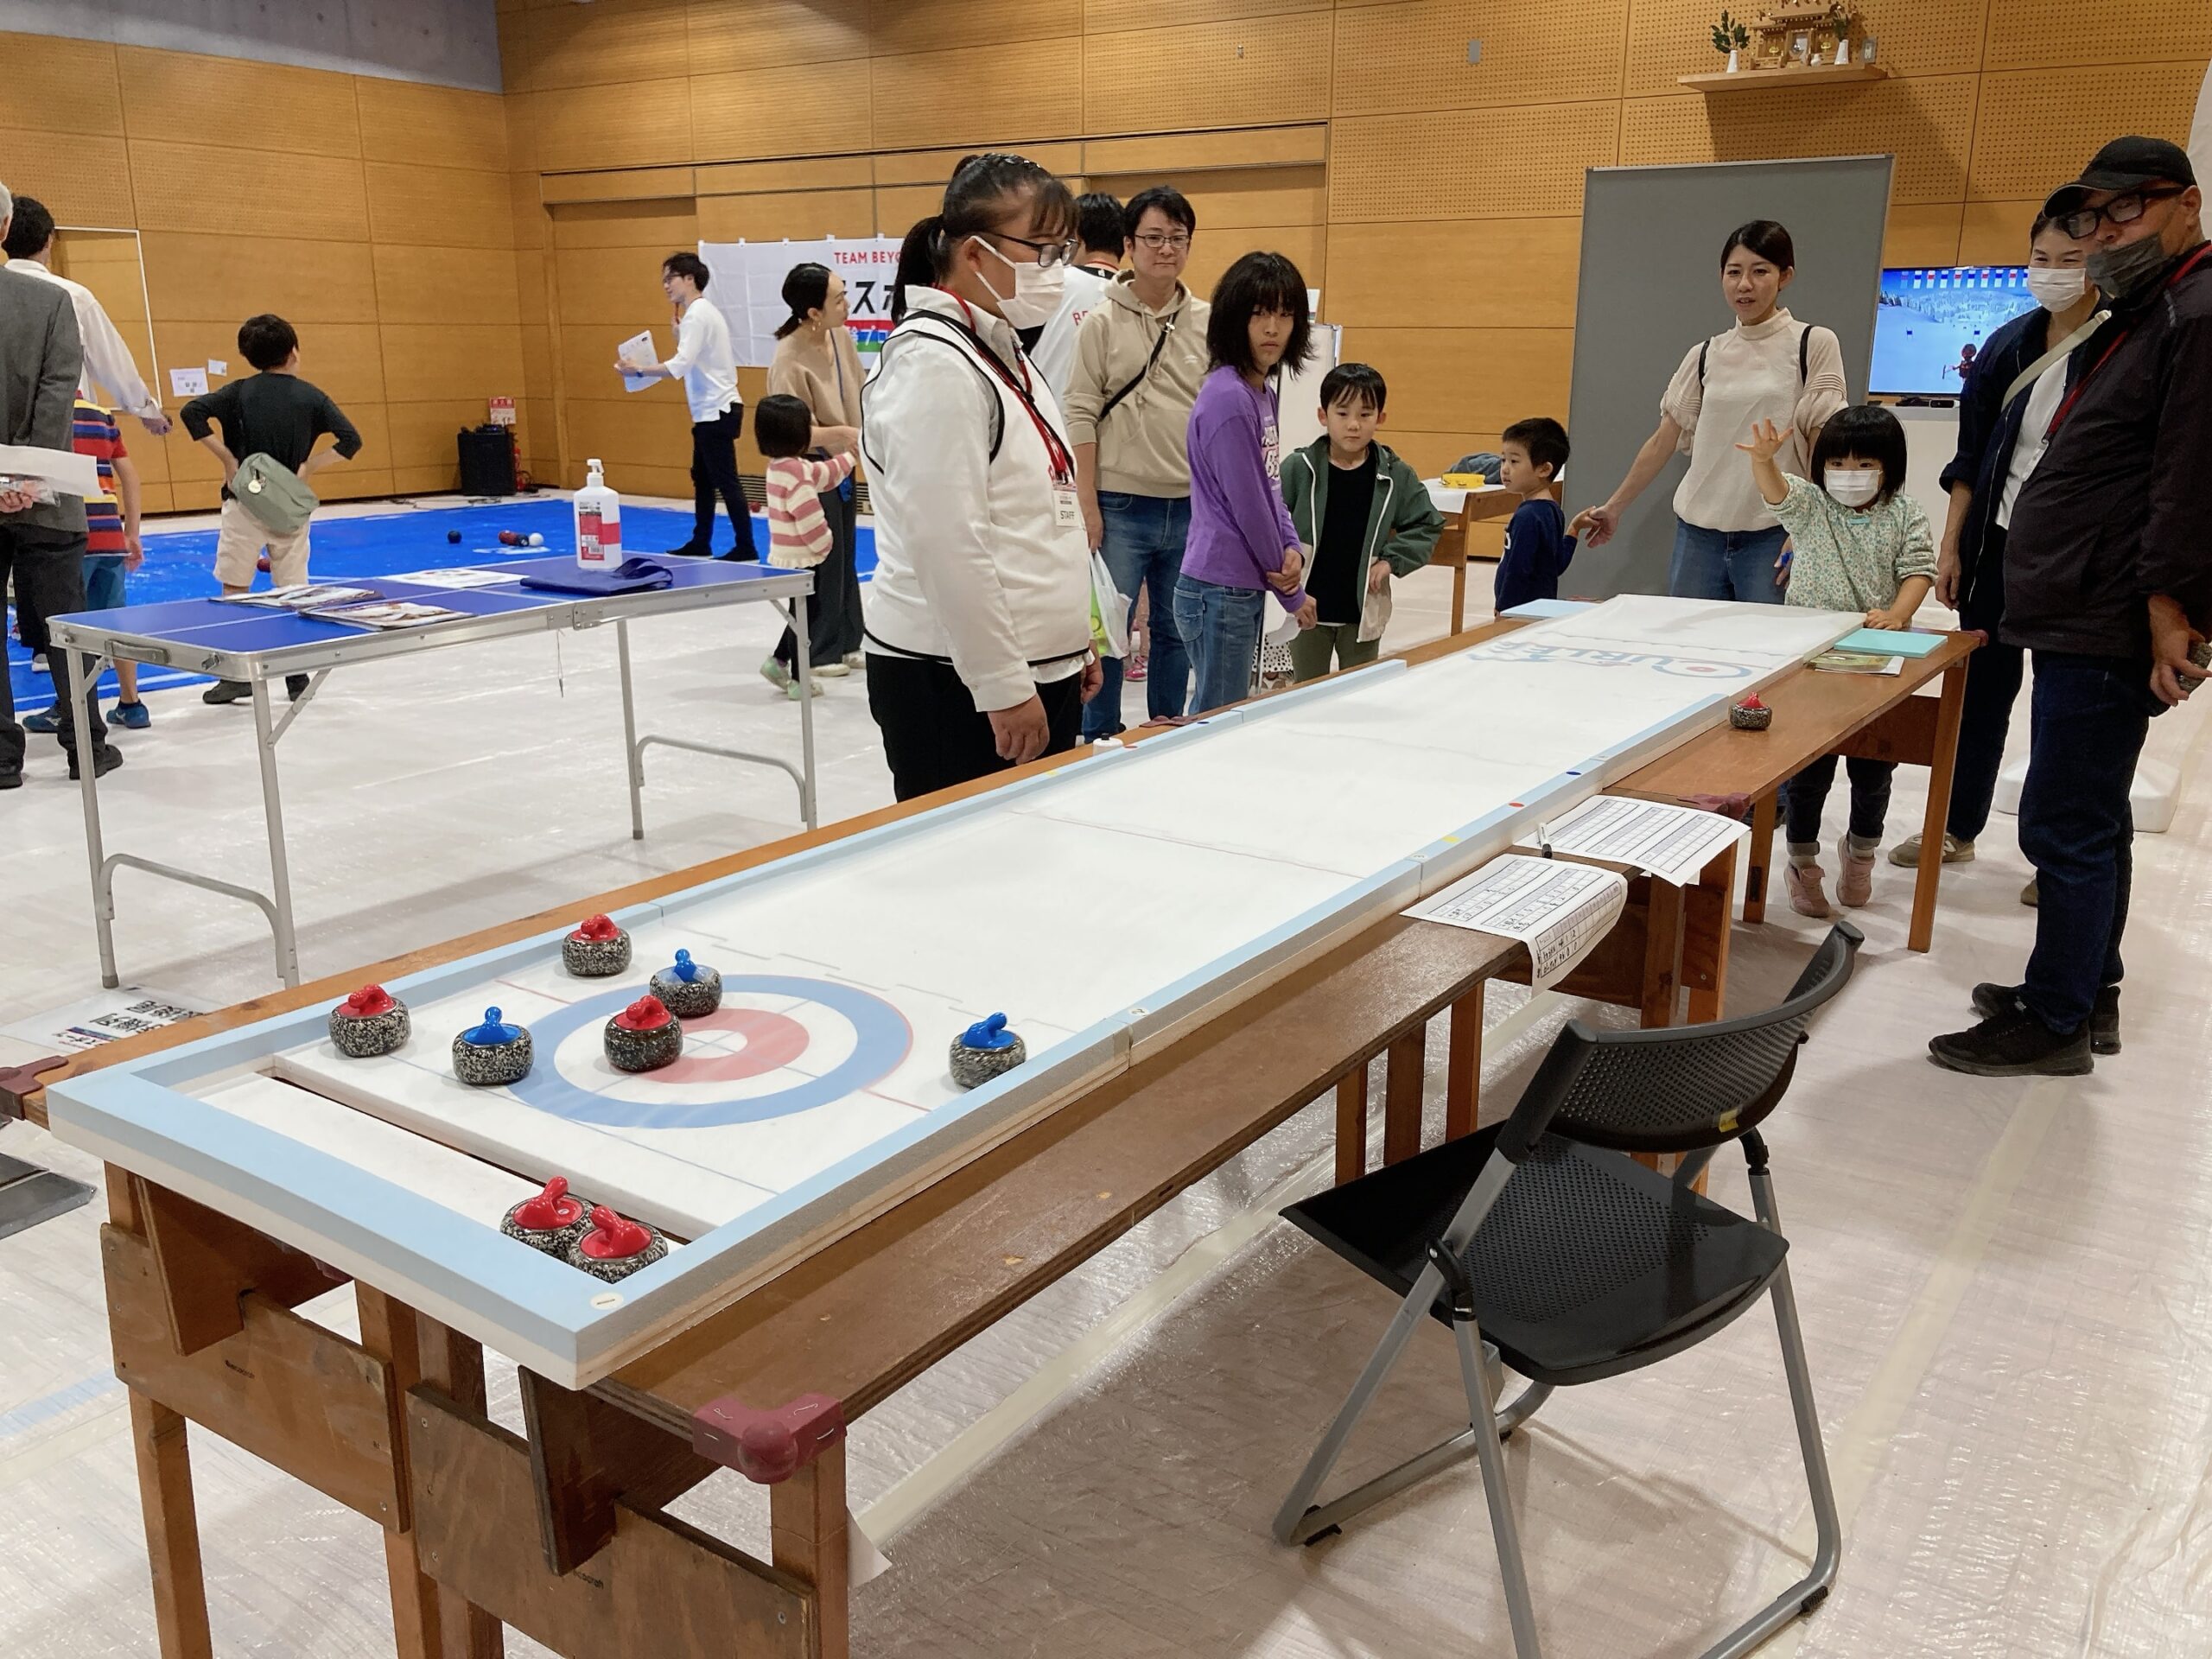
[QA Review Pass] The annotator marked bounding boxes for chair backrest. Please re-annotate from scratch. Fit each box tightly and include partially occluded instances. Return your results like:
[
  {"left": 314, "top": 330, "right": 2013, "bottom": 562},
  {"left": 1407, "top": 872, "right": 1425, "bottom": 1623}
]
[{"left": 1494, "top": 923, "right": 1861, "bottom": 1160}]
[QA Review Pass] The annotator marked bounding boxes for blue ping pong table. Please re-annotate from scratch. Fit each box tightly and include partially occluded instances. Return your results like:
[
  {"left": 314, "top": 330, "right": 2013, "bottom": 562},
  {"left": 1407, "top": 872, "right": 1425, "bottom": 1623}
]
[{"left": 47, "top": 556, "right": 817, "bottom": 991}]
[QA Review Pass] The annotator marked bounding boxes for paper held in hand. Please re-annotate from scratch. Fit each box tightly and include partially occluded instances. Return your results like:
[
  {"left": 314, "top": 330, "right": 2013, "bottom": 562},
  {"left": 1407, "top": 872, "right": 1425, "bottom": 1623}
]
[
  {"left": 0, "top": 443, "right": 100, "bottom": 502},
  {"left": 1406, "top": 854, "right": 1627, "bottom": 989},
  {"left": 617, "top": 329, "right": 659, "bottom": 393},
  {"left": 1516, "top": 794, "right": 1750, "bottom": 890}
]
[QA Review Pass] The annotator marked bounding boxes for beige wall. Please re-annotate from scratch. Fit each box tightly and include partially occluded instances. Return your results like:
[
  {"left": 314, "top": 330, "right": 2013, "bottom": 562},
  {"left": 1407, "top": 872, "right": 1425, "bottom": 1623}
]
[
  {"left": 500, "top": 0, "right": 2210, "bottom": 499},
  {"left": 0, "top": 32, "right": 525, "bottom": 511}
]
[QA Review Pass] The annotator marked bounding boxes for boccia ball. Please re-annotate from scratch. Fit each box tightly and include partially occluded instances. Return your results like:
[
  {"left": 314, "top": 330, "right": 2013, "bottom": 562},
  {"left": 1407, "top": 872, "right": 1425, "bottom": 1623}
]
[
  {"left": 447, "top": 529, "right": 461, "bottom": 543},
  {"left": 256, "top": 554, "right": 270, "bottom": 573},
  {"left": 528, "top": 532, "right": 544, "bottom": 547}
]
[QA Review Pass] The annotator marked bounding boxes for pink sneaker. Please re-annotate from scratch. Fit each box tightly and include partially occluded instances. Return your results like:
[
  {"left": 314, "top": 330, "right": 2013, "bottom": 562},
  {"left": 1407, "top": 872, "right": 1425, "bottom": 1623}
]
[
  {"left": 1835, "top": 838, "right": 1875, "bottom": 907},
  {"left": 1126, "top": 652, "right": 1148, "bottom": 683},
  {"left": 1785, "top": 861, "right": 1833, "bottom": 918}
]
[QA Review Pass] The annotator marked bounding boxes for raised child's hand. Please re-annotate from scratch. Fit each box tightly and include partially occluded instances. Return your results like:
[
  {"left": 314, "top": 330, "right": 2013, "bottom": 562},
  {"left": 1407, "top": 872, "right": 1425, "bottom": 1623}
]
[{"left": 1734, "top": 418, "right": 1795, "bottom": 463}]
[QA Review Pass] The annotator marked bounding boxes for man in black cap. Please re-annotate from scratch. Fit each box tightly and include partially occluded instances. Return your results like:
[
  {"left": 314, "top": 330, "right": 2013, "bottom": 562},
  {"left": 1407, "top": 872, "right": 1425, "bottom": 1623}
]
[{"left": 1932, "top": 137, "right": 2209, "bottom": 1077}]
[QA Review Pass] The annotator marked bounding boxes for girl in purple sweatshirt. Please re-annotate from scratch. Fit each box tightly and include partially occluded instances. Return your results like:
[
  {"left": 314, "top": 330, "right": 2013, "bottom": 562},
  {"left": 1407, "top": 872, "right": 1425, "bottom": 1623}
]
[{"left": 1173, "top": 252, "right": 1318, "bottom": 715}]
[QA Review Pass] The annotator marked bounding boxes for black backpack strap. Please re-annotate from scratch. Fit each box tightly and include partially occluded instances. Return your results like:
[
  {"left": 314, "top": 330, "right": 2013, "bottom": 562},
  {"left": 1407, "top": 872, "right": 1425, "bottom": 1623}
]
[
  {"left": 1097, "top": 317, "right": 1174, "bottom": 425},
  {"left": 1698, "top": 337, "right": 1710, "bottom": 386},
  {"left": 868, "top": 322, "right": 1005, "bottom": 463},
  {"left": 1799, "top": 322, "right": 1811, "bottom": 385}
]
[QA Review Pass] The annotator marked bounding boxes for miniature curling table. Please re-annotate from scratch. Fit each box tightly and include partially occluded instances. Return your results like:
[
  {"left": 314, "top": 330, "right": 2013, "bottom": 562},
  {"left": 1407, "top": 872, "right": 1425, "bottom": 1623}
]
[
  {"left": 16, "top": 598, "right": 1976, "bottom": 1659},
  {"left": 48, "top": 556, "right": 819, "bottom": 993}
]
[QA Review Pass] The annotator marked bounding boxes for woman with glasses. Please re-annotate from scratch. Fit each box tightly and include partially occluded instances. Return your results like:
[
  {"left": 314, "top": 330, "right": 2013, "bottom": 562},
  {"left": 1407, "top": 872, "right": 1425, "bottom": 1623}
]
[
  {"left": 860, "top": 153, "right": 1101, "bottom": 801},
  {"left": 1062, "top": 184, "right": 1214, "bottom": 737},
  {"left": 1580, "top": 220, "right": 1847, "bottom": 603}
]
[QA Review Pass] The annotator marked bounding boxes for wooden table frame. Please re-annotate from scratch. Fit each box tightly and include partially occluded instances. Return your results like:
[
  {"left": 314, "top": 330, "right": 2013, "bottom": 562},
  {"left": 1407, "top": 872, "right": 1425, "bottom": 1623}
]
[
  {"left": 1426, "top": 481, "right": 1558, "bottom": 637},
  {"left": 7, "top": 621, "right": 1969, "bottom": 1659}
]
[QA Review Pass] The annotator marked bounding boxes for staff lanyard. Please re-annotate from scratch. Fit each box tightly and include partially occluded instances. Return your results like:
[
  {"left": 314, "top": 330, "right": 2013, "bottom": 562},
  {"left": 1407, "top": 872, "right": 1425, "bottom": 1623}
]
[
  {"left": 934, "top": 291, "right": 1076, "bottom": 483},
  {"left": 2044, "top": 241, "right": 2212, "bottom": 439}
]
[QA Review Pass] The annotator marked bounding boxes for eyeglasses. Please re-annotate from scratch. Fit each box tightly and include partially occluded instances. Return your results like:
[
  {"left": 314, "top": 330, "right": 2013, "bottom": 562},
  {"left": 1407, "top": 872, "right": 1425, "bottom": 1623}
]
[
  {"left": 989, "top": 232, "right": 1080, "bottom": 269},
  {"left": 1134, "top": 232, "right": 1192, "bottom": 252},
  {"left": 2053, "top": 186, "right": 2187, "bottom": 240}
]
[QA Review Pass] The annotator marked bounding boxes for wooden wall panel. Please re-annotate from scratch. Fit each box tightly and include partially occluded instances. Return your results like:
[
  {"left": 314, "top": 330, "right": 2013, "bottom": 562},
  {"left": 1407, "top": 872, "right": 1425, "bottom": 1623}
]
[
  {"left": 1090, "top": 168, "right": 1326, "bottom": 231},
  {"left": 550, "top": 200, "right": 700, "bottom": 251},
  {"left": 505, "top": 0, "right": 690, "bottom": 92},
  {"left": 1618, "top": 74, "right": 1979, "bottom": 204},
  {"left": 512, "top": 82, "right": 697, "bottom": 174},
  {"left": 1338, "top": 327, "right": 1575, "bottom": 433},
  {"left": 356, "top": 81, "right": 510, "bottom": 170},
  {"left": 373, "top": 246, "right": 524, "bottom": 327},
  {"left": 1984, "top": 3, "right": 2212, "bottom": 70},
  {"left": 383, "top": 325, "right": 526, "bottom": 402},
  {"left": 1883, "top": 202, "right": 1965, "bottom": 267},
  {"left": 687, "top": 0, "right": 871, "bottom": 75},
  {"left": 1332, "top": 0, "right": 1629, "bottom": 114},
  {"left": 365, "top": 163, "right": 515, "bottom": 251},
  {"left": 147, "top": 321, "right": 389, "bottom": 406},
  {"left": 1967, "top": 62, "right": 2209, "bottom": 202},
  {"left": 1088, "top": 0, "right": 1325, "bottom": 29},
  {"left": 696, "top": 189, "right": 879, "bottom": 240},
  {"left": 1324, "top": 219, "right": 1582, "bottom": 328},
  {"left": 129, "top": 142, "right": 372, "bottom": 240},
  {"left": 0, "top": 129, "right": 137, "bottom": 226},
  {"left": 139, "top": 233, "right": 380, "bottom": 323},
  {"left": 0, "top": 33, "right": 122, "bottom": 133},
  {"left": 1083, "top": 16, "right": 1333, "bottom": 136},
  {"left": 872, "top": 41, "right": 1085, "bottom": 151},
  {"left": 1956, "top": 200, "right": 2040, "bottom": 265},
  {"left": 691, "top": 60, "right": 873, "bottom": 160},
  {"left": 1181, "top": 223, "right": 1328, "bottom": 297},
  {"left": 117, "top": 48, "right": 361, "bottom": 158},
  {"left": 871, "top": 0, "right": 1081, "bottom": 53},
  {"left": 552, "top": 246, "right": 682, "bottom": 327},
  {"left": 1331, "top": 101, "right": 1616, "bottom": 220}
]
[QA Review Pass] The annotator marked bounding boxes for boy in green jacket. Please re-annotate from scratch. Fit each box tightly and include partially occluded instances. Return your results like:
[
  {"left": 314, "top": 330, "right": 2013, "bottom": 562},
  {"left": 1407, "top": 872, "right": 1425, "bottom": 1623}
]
[{"left": 1278, "top": 363, "right": 1445, "bottom": 683}]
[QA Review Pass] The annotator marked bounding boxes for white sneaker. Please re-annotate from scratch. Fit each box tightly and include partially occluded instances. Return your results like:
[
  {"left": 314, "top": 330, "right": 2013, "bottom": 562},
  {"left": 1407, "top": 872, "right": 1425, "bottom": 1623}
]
[
  {"left": 760, "top": 657, "right": 792, "bottom": 691},
  {"left": 812, "top": 660, "right": 851, "bottom": 678},
  {"left": 843, "top": 652, "right": 866, "bottom": 671},
  {"left": 786, "top": 677, "right": 824, "bottom": 699}
]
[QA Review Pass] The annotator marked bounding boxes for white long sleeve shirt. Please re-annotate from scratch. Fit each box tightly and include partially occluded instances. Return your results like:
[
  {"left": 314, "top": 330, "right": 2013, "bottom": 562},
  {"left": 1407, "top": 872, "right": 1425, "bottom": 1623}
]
[
  {"left": 5, "top": 257, "right": 162, "bottom": 421},
  {"left": 861, "top": 289, "right": 1092, "bottom": 711},
  {"left": 662, "top": 295, "right": 741, "bottom": 423}
]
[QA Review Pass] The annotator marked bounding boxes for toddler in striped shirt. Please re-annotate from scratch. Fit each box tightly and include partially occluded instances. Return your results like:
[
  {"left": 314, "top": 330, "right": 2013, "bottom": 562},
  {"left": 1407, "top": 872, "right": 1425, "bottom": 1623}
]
[{"left": 756, "top": 393, "right": 857, "bottom": 698}]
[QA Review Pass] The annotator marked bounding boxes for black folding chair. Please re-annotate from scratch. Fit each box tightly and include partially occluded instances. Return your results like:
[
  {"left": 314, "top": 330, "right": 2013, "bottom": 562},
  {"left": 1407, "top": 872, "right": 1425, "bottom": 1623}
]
[{"left": 1274, "top": 923, "right": 1861, "bottom": 1659}]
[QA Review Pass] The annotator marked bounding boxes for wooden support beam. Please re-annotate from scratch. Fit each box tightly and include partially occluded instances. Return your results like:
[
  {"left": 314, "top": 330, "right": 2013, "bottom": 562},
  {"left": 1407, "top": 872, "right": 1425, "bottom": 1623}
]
[
  {"left": 1444, "top": 983, "right": 1484, "bottom": 1140},
  {"left": 520, "top": 1370, "right": 715, "bottom": 1576},
  {"left": 1333, "top": 1065, "right": 1369, "bottom": 1185},
  {"left": 1383, "top": 1026, "right": 1426, "bottom": 1166},
  {"left": 139, "top": 1179, "right": 342, "bottom": 1357},
  {"left": 771, "top": 1446, "right": 849, "bottom": 1659}
]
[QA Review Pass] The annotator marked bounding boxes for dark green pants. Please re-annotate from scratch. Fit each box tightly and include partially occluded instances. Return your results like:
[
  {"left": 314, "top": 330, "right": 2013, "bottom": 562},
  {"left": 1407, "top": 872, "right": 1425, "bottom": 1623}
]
[{"left": 1288, "top": 621, "right": 1380, "bottom": 683}]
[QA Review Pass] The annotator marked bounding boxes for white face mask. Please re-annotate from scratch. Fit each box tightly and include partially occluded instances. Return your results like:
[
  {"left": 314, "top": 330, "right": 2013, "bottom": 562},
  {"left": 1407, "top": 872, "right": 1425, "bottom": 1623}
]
[
  {"left": 2024, "top": 267, "right": 2087, "bottom": 311},
  {"left": 970, "top": 236, "right": 1065, "bottom": 330},
  {"left": 1825, "top": 467, "right": 1881, "bottom": 507}
]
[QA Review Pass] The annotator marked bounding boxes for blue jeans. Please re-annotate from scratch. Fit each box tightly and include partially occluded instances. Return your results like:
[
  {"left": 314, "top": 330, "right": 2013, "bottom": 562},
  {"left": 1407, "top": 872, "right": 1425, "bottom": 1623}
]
[
  {"left": 84, "top": 554, "right": 126, "bottom": 611},
  {"left": 2016, "top": 653, "right": 2158, "bottom": 1033},
  {"left": 1668, "top": 520, "right": 1788, "bottom": 604},
  {"left": 1084, "top": 492, "right": 1192, "bottom": 739},
  {"left": 1173, "top": 575, "right": 1263, "bottom": 716}
]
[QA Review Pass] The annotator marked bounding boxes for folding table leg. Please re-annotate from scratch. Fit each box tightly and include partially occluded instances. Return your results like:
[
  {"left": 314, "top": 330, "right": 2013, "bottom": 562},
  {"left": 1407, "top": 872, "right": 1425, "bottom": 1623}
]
[
  {"left": 248, "top": 678, "right": 302, "bottom": 988},
  {"left": 616, "top": 617, "right": 645, "bottom": 842},
  {"left": 791, "top": 594, "right": 818, "bottom": 829},
  {"left": 64, "top": 648, "right": 122, "bottom": 988}
]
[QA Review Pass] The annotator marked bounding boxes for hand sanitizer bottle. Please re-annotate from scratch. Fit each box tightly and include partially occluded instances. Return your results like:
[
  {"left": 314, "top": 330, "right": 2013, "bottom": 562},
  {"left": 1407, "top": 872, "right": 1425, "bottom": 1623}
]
[{"left": 574, "top": 459, "right": 621, "bottom": 570}]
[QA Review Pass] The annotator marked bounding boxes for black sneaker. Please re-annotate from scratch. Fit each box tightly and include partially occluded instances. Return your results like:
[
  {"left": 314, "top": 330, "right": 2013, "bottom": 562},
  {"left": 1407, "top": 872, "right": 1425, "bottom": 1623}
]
[
  {"left": 662, "top": 542, "right": 713, "bottom": 557},
  {"left": 1972, "top": 981, "right": 2120, "bottom": 1055},
  {"left": 715, "top": 545, "right": 760, "bottom": 562},
  {"left": 201, "top": 679, "right": 252, "bottom": 705},
  {"left": 286, "top": 673, "right": 310, "bottom": 702},
  {"left": 1929, "top": 1004, "right": 2091, "bottom": 1077},
  {"left": 67, "top": 744, "right": 124, "bottom": 782},
  {"left": 0, "top": 770, "right": 21, "bottom": 791}
]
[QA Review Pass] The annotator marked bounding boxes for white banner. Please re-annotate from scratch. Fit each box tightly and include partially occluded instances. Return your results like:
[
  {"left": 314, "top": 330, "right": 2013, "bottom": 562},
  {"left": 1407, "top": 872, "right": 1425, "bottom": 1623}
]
[{"left": 699, "top": 238, "right": 904, "bottom": 368}]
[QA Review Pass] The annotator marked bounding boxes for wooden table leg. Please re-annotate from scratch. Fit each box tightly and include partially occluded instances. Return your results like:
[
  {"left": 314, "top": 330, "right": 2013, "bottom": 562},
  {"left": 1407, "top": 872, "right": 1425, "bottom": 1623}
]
[
  {"left": 1383, "top": 1027, "right": 1426, "bottom": 1165},
  {"left": 359, "top": 1287, "right": 505, "bottom": 1659},
  {"left": 1333, "top": 1065, "right": 1369, "bottom": 1185},
  {"left": 1444, "top": 984, "right": 1483, "bottom": 1140},
  {"left": 1742, "top": 790, "right": 1777, "bottom": 925},
  {"left": 126, "top": 1390, "right": 215, "bottom": 1659},
  {"left": 1640, "top": 876, "right": 1685, "bottom": 1029},
  {"left": 1450, "top": 552, "right": 1466, "bottom": 636},
  {"left": 771, "top": 1442, "right": 850, "bottom": 1659},
  {"left": 1683, "top": 844, "right": 1738, "bottom": 1027},
  {"left": 1909, "top": 658, "right": 1969, "bottom": 953}
]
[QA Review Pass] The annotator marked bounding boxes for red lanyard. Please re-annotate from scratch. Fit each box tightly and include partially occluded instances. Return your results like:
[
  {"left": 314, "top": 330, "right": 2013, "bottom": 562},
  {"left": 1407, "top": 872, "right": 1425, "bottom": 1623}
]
[
  {"left": 2045, "top": 241, "right": 2212, "bottom": 438},
  {"left": 936, "top": 291, "right": 1075, "bottom": 482}
]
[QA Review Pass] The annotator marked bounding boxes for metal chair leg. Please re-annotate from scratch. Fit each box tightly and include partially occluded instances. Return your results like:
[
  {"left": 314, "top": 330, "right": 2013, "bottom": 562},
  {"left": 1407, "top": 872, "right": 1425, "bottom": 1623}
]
[{"left": 1455, "top": 1319, "right": 1543, "bottom": 1658}]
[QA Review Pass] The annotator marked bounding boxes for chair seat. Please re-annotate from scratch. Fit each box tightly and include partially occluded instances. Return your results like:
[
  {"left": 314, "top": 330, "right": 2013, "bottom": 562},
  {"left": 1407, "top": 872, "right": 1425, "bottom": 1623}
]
[{"left": 1284, "top": 1126, "right": 1788, "bottom": 1387}]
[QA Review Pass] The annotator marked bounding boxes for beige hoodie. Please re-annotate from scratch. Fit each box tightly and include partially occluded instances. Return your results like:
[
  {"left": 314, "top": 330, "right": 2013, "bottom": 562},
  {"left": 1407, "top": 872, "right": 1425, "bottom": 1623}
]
[{"left": 1059, "top": 271, "right": 1211, "bottom": 498}]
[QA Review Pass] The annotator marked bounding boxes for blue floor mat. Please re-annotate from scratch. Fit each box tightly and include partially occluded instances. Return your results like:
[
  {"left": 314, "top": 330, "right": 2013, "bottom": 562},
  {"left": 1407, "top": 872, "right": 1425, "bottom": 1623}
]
[{"left": 6, "top": 499, "right": 873, "bottom": 709}]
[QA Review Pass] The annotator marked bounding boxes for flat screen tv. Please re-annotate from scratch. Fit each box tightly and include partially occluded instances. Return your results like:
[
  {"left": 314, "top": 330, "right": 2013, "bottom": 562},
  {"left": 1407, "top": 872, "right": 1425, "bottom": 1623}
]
[{"left": 1872, "top": 266, "right": 2036, "bottom": 397}]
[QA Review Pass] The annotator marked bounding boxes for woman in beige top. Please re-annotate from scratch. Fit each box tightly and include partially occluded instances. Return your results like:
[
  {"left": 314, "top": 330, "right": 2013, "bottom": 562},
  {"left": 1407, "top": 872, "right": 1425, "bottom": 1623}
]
[
  {"left": 1579, "top": 220, "right": 1847, "bottom": 603},
  {"left": 768, "top": 263, "right": 868, "bottom": 671}
]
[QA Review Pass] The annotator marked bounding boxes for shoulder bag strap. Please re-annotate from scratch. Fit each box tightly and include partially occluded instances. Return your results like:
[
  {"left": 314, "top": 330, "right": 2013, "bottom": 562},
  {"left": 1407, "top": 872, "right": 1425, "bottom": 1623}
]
[
  {"left": 1097, "top": 314, "right": 1175, "bottom": 424},
  {"left": 1999, "top": 310, "right": 2110, "bottom": 411}
]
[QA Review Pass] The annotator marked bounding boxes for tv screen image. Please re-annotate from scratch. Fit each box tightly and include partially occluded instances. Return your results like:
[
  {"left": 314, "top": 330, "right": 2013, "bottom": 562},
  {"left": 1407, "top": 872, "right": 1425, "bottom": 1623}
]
[{"left": 1872, "top": 267, "right": 2037, "bottom": 397}]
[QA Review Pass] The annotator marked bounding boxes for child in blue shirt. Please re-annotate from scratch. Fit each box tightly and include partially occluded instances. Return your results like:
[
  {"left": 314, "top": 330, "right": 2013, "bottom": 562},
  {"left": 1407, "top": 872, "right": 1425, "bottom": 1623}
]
[{"left": 1494, "top": 417, "right": 1574, "bottom": 613}]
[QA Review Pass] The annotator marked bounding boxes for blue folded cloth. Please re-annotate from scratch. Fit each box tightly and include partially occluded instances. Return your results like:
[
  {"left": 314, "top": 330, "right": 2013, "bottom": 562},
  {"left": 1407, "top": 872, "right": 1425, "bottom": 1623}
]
[{"left": 518, "top": 557, "right": 676, "bottom": 597}]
